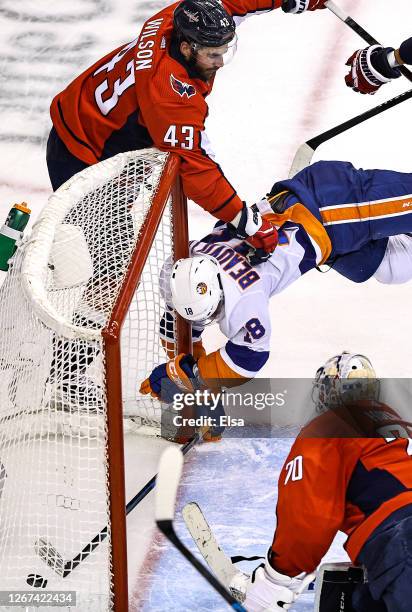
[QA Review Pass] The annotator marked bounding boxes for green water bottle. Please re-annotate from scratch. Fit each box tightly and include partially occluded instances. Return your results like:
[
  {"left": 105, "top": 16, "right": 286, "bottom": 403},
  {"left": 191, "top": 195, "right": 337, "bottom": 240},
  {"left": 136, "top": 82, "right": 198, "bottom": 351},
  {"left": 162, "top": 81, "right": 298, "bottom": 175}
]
[{"left": 0, "top": 203, "right": 31, "bottom": 271}]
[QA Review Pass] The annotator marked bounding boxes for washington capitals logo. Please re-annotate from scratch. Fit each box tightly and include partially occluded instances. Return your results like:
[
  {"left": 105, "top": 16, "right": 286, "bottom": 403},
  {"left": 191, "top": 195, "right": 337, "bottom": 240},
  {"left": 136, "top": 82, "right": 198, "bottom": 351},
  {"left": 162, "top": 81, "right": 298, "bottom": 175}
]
[
  {"left": 183, "top": 9, "right": 199, "bottom": 22},
  {"left": 170, "top": 74, "right": 196, "bottom": 98}
]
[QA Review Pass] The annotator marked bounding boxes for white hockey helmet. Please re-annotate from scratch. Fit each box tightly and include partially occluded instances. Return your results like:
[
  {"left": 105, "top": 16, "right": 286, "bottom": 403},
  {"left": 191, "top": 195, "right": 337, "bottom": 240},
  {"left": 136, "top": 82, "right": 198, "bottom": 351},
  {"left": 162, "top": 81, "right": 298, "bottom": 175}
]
[
  {"left": 170, "top": 256, "right": 223, "bottom": 325},
  {"left": 312, "top": 351, "right": 379, "bottom": 413}
]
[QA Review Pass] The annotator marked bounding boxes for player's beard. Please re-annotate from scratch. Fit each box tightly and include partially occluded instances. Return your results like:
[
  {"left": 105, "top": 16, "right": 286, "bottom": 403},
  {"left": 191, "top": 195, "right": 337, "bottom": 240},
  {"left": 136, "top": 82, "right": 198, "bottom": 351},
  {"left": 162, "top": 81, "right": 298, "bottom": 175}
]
[
  {"left": 187, "top": 53, "right": 219, "bottom": 82},
  {"left": 201, "top": 67, "right": 218, "bottom": 81}
]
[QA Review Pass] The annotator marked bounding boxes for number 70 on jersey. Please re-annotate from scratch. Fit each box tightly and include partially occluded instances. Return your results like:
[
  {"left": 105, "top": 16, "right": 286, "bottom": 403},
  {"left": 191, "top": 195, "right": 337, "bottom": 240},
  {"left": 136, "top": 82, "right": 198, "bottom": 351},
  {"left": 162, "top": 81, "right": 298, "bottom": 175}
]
[{"left": 284, "top": 455, "right": 303, "bottom": 484}]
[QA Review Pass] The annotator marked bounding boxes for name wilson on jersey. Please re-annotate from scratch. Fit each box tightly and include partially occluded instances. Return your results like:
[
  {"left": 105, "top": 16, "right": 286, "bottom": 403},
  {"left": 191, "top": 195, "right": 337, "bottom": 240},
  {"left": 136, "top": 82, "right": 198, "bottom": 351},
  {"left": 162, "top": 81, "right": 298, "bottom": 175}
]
[{"left": 136, "top": 18, "right": 164, "bottom": 71}]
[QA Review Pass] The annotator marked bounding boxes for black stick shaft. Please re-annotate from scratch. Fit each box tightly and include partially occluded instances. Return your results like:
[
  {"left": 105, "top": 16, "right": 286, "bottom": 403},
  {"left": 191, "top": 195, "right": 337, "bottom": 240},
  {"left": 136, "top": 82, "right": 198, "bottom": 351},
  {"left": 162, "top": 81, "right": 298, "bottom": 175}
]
[
  {"left": 126, "top": 432, "right": 199, "bottom": 515},
  {"left": 157, "top": 521, "right": 245, "bottom": 612},
  {"left": 344, "top": 16, "right": 384, "bottom": 46},
  {"left": 307, "top": 88, "right": 412, "bottom": 151},
  {"left": 344, "top": 17, "right": 412, "bottom": 83},
  {"left": 326, "top": 1, "right": 412, "bottom": 82},
  {"left": 62, "top": 433, "right": 200, "bottom": 576}
]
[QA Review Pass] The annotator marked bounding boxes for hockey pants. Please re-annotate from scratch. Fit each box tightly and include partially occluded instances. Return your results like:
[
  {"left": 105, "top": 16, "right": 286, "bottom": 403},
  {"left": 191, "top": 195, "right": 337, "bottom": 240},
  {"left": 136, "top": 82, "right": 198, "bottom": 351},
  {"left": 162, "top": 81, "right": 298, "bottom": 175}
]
[{"left": 353, "top": 505, "right": 412, "bottom": 612}]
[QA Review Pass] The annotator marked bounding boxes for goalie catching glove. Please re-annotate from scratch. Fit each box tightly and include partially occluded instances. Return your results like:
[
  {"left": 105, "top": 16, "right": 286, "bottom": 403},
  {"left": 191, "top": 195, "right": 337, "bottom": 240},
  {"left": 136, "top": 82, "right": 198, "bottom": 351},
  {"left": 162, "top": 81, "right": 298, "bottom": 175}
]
[
  {"left": 229, "top": 551, "right": 315, "bottom": 611},
  {"left": 282, "top": 0, "right": 326, "bottom": 14},
  {"left": 140, "top": 353, "right": 201, "bottom": 403},
  {"left": 345, "top": 45, "right": 402, "bottom": 95},
  {"left": 228, "top": 203, "right": 278, "bottom": 262}
]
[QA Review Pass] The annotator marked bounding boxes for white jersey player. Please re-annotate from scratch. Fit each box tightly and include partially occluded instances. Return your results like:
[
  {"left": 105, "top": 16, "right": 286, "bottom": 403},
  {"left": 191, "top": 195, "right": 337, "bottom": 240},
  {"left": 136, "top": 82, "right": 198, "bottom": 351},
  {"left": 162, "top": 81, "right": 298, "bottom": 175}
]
[
  {"left": 139, "top": 216, "right": 322, "bottom": 403},
  {"left": 186, "top": 219, "right": 315, "bottom": 379},
  {"left": 140, "top": 158, "right": 412, "bottom": 400}
]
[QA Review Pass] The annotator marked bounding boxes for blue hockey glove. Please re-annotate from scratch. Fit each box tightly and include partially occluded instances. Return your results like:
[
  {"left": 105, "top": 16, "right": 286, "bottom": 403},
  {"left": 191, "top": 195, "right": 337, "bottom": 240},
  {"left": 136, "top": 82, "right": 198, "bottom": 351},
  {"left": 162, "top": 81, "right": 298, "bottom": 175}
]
[{"left": 140, "top": 353, "right": 199, "bottom": 403}]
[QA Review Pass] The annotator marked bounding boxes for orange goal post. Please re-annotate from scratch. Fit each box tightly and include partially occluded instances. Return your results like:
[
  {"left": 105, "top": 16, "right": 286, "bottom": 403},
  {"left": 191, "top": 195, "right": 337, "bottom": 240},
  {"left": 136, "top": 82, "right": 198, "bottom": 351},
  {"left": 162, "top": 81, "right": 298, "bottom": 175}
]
[{"left": 0, "top": 148, "right": 190, "bottom": 610}]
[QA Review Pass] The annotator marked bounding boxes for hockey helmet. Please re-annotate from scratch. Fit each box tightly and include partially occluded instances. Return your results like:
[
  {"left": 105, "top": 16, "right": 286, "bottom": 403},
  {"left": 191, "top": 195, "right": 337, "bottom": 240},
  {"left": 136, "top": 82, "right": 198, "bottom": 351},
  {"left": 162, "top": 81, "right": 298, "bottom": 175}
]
[
  {"left": 173, "top": 0, "right": 236, "bottom": 47},
  {"left": 312, "top": 351, "right": 380, "bottom": 413},
  {"left": 170, "top": 256, "right": 224, "bottom": 325}
]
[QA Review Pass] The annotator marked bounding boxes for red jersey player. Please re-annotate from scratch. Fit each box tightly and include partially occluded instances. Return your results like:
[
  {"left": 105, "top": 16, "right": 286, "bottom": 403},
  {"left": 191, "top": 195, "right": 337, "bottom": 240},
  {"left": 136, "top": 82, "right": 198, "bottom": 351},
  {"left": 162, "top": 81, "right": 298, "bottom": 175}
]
[
  {"left": 230, "top": 352, "right": 412, "bottom": 611},
  {"left": 46, "top": 0, "right": 327, "bottom": 261}
]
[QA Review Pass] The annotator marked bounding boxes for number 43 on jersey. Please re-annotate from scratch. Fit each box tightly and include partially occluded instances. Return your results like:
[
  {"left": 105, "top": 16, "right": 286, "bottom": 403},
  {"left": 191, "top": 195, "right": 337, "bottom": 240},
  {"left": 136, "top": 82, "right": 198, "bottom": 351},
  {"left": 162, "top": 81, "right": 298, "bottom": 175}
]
[{"left": 164, "top": 125, "right": 194, "bottom": 149}]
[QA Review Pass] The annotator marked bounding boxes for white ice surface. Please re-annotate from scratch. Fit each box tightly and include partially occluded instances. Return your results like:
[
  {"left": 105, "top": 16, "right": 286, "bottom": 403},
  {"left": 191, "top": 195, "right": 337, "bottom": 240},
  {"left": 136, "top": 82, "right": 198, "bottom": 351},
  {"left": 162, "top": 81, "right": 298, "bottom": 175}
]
[{"left": 1, "top": 0, "right": 412, "bottom": 610}]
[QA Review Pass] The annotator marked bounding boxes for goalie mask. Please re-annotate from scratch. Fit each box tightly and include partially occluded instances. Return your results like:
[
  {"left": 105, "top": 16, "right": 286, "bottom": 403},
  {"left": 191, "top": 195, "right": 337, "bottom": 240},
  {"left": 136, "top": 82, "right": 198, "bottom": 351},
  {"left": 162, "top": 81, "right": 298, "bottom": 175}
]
[
  {"left": 170, "top": 256, "right": 223, "bottom": 325},
  {"left": 312, "top": 351, "right": 380, "bottom": 413}
]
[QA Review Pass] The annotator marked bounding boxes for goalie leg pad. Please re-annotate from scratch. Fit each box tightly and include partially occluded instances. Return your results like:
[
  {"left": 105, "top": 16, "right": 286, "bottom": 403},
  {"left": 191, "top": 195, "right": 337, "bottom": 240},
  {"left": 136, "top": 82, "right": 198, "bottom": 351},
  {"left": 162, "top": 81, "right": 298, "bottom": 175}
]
[{"left": 314, "top": 563, "right": 365, "bottom": 612}]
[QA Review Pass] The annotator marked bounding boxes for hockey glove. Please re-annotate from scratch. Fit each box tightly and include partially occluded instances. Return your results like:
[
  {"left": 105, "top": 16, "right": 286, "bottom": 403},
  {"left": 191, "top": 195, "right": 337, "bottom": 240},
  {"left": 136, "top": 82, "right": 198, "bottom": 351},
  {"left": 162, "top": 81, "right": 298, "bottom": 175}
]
[
  {"left": 282, "top": 0, "right": 326, "bottom": 14},
  {"left": 399, "top": 37, "right": 412, "bottom": 65},
  {"left": 345, "top": 45, "right": 401, "bottom": 95},
  {"left": 235, "top": 550, "right": 315, "bottom": 611},
  {"left": 140, "top": 353, "right": 200, "bottom": 403},
  {"left": 246, "top": 247, "right": 273, "bottom": 266},
  {"left": 228, "top": 203, "right": 278, "bottom": 256}
]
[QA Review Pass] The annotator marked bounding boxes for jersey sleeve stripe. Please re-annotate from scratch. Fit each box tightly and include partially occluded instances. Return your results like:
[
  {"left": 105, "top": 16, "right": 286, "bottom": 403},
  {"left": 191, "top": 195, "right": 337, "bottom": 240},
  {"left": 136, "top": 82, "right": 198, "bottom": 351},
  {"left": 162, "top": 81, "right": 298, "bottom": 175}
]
[
  {"left": 56, "top": 101, "right": 99, "bottom": 162},
  {"left": 347, "top": 459, "right": 409, "bottom": 517},
  {"left": 197, "top": 350, "right": 248, "bottom": 383},
  {"left": 346, "top": 491, "right": 412, "bottom": 563},
  {"left": 210, "top": 191, "right": 238, "bottom": 215},
  {"left": 221, "top": 341, "right": 269, "bottom": 377}
]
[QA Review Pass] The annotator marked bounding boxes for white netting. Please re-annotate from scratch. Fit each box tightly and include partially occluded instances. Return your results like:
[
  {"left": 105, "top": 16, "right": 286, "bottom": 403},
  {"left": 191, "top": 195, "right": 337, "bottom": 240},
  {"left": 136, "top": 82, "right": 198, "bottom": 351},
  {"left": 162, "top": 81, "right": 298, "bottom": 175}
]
[{"left": 0, "top": 149, "right": 181, "bottom": 609}]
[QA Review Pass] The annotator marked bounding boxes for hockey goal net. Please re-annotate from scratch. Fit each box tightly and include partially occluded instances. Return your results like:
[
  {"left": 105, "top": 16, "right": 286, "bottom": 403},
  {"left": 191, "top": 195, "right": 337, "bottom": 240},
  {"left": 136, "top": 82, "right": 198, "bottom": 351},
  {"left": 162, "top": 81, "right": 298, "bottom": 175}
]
[{"left": 0, "top": 149, "right": 190, "bottom": 610}]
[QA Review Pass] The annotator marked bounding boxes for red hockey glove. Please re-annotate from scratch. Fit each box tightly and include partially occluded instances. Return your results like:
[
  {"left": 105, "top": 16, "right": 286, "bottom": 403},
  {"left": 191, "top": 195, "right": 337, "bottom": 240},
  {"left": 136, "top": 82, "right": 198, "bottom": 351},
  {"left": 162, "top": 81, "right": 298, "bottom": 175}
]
[
  {"left": 345, "top": 45, "right": 401, "bottom": 95},
  {"left": 228, "top": 203, "right": 278, "bottom": 257},
  {"left": 282, "top": 0, "right": 326, "bottom": 14},
  {"left": 140, "top": 353, "right": 200, "bottom": 402},
  {"left": 246, "top": 219, "right": 278, "bottom": 255},
  {"left": 246, "top": 218, "right": 279, "bottom": 265}
]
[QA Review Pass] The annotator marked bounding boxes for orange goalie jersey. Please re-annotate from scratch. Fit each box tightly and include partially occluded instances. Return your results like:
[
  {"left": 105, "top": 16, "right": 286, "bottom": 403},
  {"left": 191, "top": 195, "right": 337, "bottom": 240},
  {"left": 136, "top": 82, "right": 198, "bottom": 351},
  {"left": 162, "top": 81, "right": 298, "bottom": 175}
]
[
  {"left": 270, "top": 400, "right": 412, "bottom": 577},
  {"left": 50, "top": 0, "right": 281, "bottom": 222}
]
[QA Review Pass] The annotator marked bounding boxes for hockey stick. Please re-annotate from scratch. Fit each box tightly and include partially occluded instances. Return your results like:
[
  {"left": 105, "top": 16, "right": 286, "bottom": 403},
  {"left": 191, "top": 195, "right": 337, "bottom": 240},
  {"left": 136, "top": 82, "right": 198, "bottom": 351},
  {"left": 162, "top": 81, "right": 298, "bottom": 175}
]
[
  {"left": 183, "top": 502, "right": 315, "bottom": 595},
  {"left": 155, "top": 446, "right": 246, "bottom": 611},
  {"left": 325, "top": 0, "right": 412, "bottom": 83},
  {"left": 183, "top": 501, "right": 240, "bottom": 586},
  {"left": 183, "top": 501, "right": 265, "bottom": 601},
  {"left": 289, "top": 2, "right": 412, "bottom": 177},
  {"left": 35, "top": 433, "right": 200, "bottom": 578},
  {"left": 288, "top": 87, "right": 412, "bottom": 176}
]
